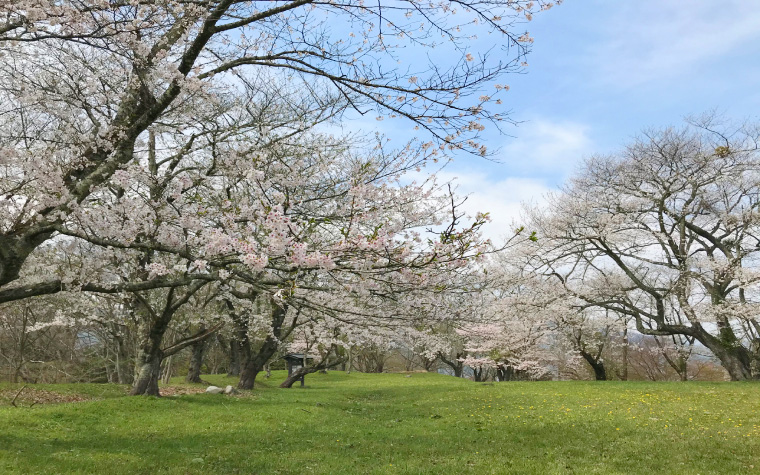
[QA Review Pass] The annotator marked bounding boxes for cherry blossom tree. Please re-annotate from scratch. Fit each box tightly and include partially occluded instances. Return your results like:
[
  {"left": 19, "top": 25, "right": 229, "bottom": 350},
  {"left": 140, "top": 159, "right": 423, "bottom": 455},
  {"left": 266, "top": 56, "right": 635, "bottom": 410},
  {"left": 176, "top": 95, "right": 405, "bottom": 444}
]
[
  {"left": 0, "top": 0, "right": 568, "bottom": 396},
  {"left": 562, "top": 308, "right": 619, "bottom": 381},
  {"left": 627, "top": 333, "right": 700, "bottom": 381},
  {"left": 400, "top": 239, "right": 558, "bottom": 381},
  {"left": 0, "top": 0, "right": 558, "bottom": 303},
  {"left": 527, "top": 117, "right": 760, "bottom": 380},
  {"left": 223, "top": 291, "right": 301, "bottom": 390},
  {"left": 459, "top": 257, "right": 563, "bottom": 381}
]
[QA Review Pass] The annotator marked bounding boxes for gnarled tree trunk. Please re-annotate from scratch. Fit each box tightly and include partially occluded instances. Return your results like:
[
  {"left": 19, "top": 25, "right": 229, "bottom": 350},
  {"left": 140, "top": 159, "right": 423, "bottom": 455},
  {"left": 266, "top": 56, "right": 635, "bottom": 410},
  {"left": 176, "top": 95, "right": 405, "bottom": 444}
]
[
  {"left": 668, "top": 315, "right": 756, "bottom": 381},
  {"left": 129, "top": 284, "right": 218, "bottom": 396},
  {"left": 130, "top": 299, "right": 171, "bottom": 396},
  {"left": 698, "top": 332, "right": 754, "bottom": 381},
  {"left": 131, "top": 348, "right": 163, "bottom": 396},
  {"left": 580, "top": 350, "right": 607, "bottom": 381},
  {"left": 496, "top": 364, "right": 532, "bottom": 381},
  {"left": 438, "top": 351, "right": 464, "bottom": 378},
  {"left": 232, "top": 296, "right": 297, "bottom": 390},
  {"left": 280, "top": 366, "right": 310, "bottom": 388}
]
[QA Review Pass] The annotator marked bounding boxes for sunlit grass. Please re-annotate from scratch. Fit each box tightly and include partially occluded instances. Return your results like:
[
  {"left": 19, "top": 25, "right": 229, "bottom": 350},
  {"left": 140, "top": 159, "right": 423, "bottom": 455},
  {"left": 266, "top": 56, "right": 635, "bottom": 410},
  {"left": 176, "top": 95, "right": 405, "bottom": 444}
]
[{"left": 1, "top": 372, "right": 758, "bottom": 474}]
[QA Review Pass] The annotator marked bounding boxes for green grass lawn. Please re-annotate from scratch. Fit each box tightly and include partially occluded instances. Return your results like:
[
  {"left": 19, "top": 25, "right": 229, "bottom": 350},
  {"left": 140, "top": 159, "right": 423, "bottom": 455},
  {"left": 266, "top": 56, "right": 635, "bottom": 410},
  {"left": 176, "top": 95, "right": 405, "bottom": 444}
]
[{"left": 1, "top": 372, "right": 759, "bottom": 474}]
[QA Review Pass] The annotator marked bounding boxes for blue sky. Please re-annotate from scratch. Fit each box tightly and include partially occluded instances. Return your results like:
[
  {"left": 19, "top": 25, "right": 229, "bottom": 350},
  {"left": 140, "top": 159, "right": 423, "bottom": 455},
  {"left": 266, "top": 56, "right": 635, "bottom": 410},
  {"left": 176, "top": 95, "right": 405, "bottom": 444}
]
[{"left": 388, "top": 1, "right": 760, "bottom": 240}]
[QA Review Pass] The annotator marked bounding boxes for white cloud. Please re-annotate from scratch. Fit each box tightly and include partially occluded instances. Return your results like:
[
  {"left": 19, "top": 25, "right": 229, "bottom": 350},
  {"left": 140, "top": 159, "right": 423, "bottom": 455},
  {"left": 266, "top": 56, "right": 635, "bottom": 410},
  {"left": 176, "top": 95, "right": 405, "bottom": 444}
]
[
  {"left": 437, "top": 170, "right": 553, "bottom": 243},
  {"left": 496, "top": 119, "right": 594, "bottom": 179},
  {"left": 587, "top": 2, "right": 760, "bottom": 88},
  {"left": 425, "top": 117, "right": 597, "bottom": 242}
]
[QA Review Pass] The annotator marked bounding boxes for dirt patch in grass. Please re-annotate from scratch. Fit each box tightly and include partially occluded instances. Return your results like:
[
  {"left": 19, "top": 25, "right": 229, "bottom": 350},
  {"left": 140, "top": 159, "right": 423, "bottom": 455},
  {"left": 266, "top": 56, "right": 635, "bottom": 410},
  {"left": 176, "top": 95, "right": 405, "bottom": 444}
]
[
  {"left": 0, "top": 384, "right": 229, "bottom": 404},
  {"left": 0, "top": 387, "right": 92, "bottom": 407},
  {"left": 159, "top": 385, "right": 209, "bottom": 397}
]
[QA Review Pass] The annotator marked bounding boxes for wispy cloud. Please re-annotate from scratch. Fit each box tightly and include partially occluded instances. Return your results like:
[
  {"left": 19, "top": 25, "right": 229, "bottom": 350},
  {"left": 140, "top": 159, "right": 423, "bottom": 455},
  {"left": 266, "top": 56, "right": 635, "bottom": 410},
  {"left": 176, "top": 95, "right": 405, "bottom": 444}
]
[
  {"left": 432, "top": 117, "right": 596, "bottom": 240},
  {"left": 496, "top": 118, "right": 594, "bottom": 181},
  {"left": 585, "top": 2, "right": 760, "bottom": 88}
]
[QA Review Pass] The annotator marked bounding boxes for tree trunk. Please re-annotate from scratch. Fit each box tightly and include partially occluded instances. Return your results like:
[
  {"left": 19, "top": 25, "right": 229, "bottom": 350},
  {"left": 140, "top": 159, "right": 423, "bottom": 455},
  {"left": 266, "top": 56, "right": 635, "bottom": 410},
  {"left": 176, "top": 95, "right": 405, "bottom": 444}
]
[
  {"left": 279, "top": 350, "right": 345, "bottom": 388},
  {"left": 620, "top": 325, "right": 629, "bottom": 381},
  {"left": 438, "top": 352, "right": 464, "bottom": 378},
  {"left": 708, "top": 344, "right": 753, "bottom": 381},
  {"left": 238, "top": 365, "right": 261, "bottom": 390},
  {"left": 232, "top": 310, "right": 255, "bottom": 389},
  {"left": 129, "top": 296, "right": 171, "bottom": 396},
  {"left": 161, "top": 355, "right": 173, "bottom": 384},
  {"left": 238, "top": 340, "right": 281, "bottom": 390},
  {"left": 227, "top": 338, "right": 241, "bottom": 377},
  {"left": 125, "top": 260, "right": 208, "bottom": 395},
  {"left": 678, "top": 358, "right": 688, "bottom": 382},
  {"left": 422, "top": 356, "right": 437, "bottom": 372},
  {"left": 497, "top": 365, "right": 528, "bottom": 381},
  {"left": 114, "top": 332, "right": 132, "bottom": 384},
  {"left": 236, "top": 300, "right": 289, "bottom": 390},
  {"left": 580, "top": 351, "right": 607, "bottom": 381},
  {"left": 280, "top": 367, "right": 309, "bottom": 388},
  {"left": 185, "top": 334, "right": 206, "bottom": 383},
  {"left": 662, "top": 350, "right": 689, "bottom": 382},
  {"left": 130, "top": 349, "right": 162, "bottom": 396},
  {"left": 694, "top": 327, "right": 755, "bottom": 381},
  {"left": 12, "top": 364, "right": 25, "bottom": 384},
  {"left": 497, "top": 365, "right": 511, "bottom": 381}
]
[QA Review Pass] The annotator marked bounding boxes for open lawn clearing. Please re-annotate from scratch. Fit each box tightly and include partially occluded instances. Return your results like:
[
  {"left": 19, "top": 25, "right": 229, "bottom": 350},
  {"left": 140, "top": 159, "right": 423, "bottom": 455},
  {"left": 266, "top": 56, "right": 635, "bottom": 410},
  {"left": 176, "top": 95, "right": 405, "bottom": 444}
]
[{"left": 1, "top": 373, "right": 759, "bottom": 474}]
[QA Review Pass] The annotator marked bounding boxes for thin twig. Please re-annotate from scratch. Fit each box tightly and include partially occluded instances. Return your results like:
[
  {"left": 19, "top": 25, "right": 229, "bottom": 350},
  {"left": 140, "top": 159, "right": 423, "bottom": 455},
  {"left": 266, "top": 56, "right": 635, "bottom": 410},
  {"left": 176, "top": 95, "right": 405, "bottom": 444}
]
[{"left": 10, "top": 385, "right": 27, "bottom": 407}]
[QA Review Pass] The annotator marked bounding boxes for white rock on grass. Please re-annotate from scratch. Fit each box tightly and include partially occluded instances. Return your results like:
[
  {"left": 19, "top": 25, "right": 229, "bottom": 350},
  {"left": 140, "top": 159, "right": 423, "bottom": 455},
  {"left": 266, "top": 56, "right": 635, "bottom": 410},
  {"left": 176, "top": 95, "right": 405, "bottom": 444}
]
[
  {"left": 224, "top": 385, "right": 237, "bottom": 395},
  {"left": 205, "top": 386, "right": 224, "bottom": 394}
]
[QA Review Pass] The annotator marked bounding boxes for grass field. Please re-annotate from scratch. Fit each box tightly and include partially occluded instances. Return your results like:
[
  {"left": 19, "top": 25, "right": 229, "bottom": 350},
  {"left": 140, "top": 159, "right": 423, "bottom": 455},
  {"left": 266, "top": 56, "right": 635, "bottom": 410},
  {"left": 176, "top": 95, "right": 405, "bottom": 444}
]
[{"left": 1, "top": 372, "right": 759, "bottom": 474}]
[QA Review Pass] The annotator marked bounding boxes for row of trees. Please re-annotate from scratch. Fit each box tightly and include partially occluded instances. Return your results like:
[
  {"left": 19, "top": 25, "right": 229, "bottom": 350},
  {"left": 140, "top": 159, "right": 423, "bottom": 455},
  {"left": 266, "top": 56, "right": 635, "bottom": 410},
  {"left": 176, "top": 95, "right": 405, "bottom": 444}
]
[
  {"left": 1, "top": 2, "right": 757, "bottom": 389},
  {"left": 3, "top": 113, "right": 757, "bottom": 387},
  {"left": 0, "top": 0, "right": 556, "bottom": 394},
  {"left": 436, "top": 117, "right": 759, "bottom": 382},
  {"left": 0, "top": 302, "right": 727, "bottom": 385}
]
